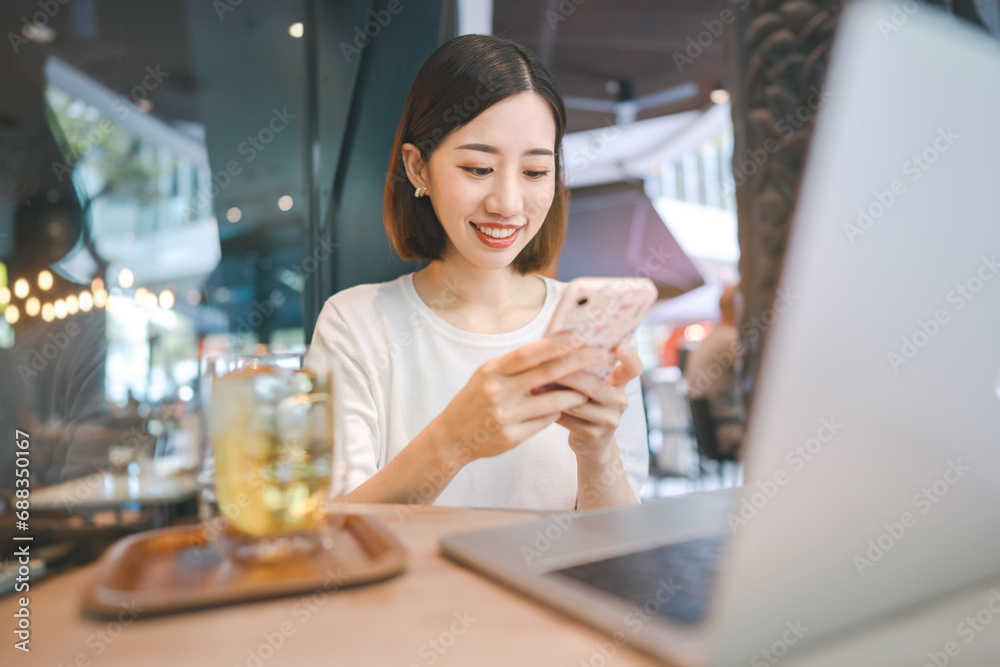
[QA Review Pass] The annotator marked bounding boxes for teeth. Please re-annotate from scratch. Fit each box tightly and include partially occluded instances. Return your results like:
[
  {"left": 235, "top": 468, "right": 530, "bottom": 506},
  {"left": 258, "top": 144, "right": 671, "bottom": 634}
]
[{"left": 475, "top": 224, "right": 517, "bottom": 239}]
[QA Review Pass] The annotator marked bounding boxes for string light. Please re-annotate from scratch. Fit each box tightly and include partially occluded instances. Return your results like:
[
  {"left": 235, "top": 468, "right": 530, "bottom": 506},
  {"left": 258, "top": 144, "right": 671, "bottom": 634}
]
[
  {"left": 38, "top": 270, "right": 53, "bottom": 291},
  {"left": 118, "top": 268, "right": 134, "bottom": 289},
  {"left": 79, "top": 292, "right": 93, "bottom": 312},
  {"left": 25, "top": 297, "right": 40, "bottom": 317},
  {"left": 66, "top": 294, "right": 79, "bottom": 314},
  {"left": 93, "top": 289, "right": 108, "bottom": 308},
  {"left": 159, "top": 290, "right": 174, "bottom": 309},
  {"left": 14, "top": 279, "right": 28, "bottom": 299},
  {"left": 54, "top": 299, "right": 67, "bottom": 319},
  {"left": 41, "top": 303, "right": 54, "bottom": 322},
  {"left": 0, "top": 287, "right": 9, "bottom": 304},
  {"left": 4, "top": 304, "right": 19, "bottom": 324},
  {"left": 91, "top": 277, "right": 104, "bottom": 292}
]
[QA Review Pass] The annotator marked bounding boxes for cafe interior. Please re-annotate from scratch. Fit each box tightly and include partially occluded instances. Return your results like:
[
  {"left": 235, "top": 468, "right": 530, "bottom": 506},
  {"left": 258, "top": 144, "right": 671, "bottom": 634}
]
[{"left": 1, "top": 0, "right": 999, "bottom": 665}]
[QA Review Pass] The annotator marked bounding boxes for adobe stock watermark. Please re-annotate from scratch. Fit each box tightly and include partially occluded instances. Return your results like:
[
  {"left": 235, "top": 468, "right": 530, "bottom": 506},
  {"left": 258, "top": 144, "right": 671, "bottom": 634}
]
[
  {"left": 49, "top": 599, "right": 145, "bottom": 664},
  {"left": 887, "top": 253, "right": 997, "bottom": 373},
  {"left": 749, "top": 620, "right": 810, "bottom": 666},
  {"left": 340, "top": 0, "right": 414, "bottom": 63},
  {"left": 565, "top": 120, "right": 623, "bottom": 184},
  {"left": 212, "top": 0, "right": 243, "bottom": 21},
  {"left": 852, "top": 459, "right": 970, "bottom": 576},
  {"left": 843, "top": 126, "right": 959, "bottom": 244},
  {"left": 407, "top": 610, "right": 477, "bottom": 667},
  {"left": 545, "top": 0, "right": 588, "bottom": 30},
  {"left": 918, "top": 588, "right": 1000, "bottom": 667},
  {"left": 520, "top": 460, "right": 628, "bottom": 564},
  {"left": 7, "top": 0, "right": 71, "bottom": 54},
  {"left": 393, "top": 408, "right": 507, "bottom": 524},
  {"left": 687, "top": 288, "right": 799, "bottom": 399},
  {"left": 365, "top": 276, "right": 464, "bottom": 377},
  {"left": 726, "top": 417, "right": 843, "bottom": 534},
  {"left": 234, "top": 566, "right": 347, "bottom": 667},
  {"left": 729, "top": 88, "right": 833, "bottom": 192},
  {"left": 672, "top": 0, "right": 751, "bottom": 73},
  {"left": 52, "top": 65, "right": 171, "bottom": 183},
  {"left": 877, "top": 0, "right": 925, "bottom": 40},
  {"left": 182, "top": 106, "right": 298, "bottom": 221},
  {"left": 578, "top": 578, "right": 682, "bottom": 667},
  {"left": 16, "top": 319, "right": 82, "bottom": 384}
]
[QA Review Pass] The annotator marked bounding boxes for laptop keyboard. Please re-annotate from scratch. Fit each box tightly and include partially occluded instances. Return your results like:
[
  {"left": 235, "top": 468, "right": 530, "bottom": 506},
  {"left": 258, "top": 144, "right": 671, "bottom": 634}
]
[{"left": 547, "top": 535, "right": 724, "bottom": 625}]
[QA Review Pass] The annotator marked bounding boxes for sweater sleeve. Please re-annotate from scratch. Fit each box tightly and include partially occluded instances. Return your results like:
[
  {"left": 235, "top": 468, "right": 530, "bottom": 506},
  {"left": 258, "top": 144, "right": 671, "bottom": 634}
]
[{"left": 308, "top": 299, "right": 381, "bottom": 493}]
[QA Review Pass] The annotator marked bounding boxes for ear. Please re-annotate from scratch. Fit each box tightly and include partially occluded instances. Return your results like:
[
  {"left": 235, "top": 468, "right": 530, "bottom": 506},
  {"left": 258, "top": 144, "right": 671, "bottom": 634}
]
[{"left": 400, "top": 143, "right": 430, "bottom": 191}]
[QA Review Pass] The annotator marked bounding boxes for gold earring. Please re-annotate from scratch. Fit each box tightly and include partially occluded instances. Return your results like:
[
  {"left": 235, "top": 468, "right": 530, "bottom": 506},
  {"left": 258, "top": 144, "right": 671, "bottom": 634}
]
[{"left": 414, "top": 186, "right": 428, "bottom": 198}]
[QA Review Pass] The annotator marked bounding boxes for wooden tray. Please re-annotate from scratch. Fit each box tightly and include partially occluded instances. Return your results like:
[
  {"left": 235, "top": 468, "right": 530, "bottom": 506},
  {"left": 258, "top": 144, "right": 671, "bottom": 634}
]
[{"left": 82, "top": 514, "right": 406, "bottom": 618}]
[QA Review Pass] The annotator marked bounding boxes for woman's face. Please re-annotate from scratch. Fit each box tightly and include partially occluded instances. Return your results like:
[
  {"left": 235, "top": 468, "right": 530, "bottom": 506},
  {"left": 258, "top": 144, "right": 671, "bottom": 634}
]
[{"left": 420, "top": 92, "right": 557, "bottom": 271}]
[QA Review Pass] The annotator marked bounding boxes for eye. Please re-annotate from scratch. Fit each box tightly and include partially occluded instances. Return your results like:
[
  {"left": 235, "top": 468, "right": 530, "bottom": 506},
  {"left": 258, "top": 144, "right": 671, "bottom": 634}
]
[
  {"left": 463, "top": 167, "right": 492, "bottom": 177},
  {"left": 524, "top": 170, "right": 549, "bottom": 179}
]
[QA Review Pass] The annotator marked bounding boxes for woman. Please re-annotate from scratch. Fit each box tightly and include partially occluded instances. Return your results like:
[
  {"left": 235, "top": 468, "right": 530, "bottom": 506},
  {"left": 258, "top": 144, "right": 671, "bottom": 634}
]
[{"left": 309, "top": 34, "right": 648, "bottom": 511}]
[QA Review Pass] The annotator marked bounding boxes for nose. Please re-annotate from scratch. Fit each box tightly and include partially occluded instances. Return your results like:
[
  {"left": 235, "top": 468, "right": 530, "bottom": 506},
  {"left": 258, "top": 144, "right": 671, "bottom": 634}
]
[{"left": 484, "top": 171, "right": 522, "bottom": 219}]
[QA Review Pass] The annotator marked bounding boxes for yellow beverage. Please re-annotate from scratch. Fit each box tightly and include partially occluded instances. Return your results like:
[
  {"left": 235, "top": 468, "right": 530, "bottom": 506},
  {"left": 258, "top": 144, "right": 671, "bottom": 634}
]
[{"left": 211, "top": 365, "right": 333, "bottom": 538}]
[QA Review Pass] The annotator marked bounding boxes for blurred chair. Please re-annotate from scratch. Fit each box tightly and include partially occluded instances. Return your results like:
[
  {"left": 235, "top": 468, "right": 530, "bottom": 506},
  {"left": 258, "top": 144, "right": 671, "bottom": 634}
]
[
  {"left": 688, "top": 397, "right": 740, "bottom": 486},
  {"left": 641, "top": 368, "right": 699, "bottom": 482}
]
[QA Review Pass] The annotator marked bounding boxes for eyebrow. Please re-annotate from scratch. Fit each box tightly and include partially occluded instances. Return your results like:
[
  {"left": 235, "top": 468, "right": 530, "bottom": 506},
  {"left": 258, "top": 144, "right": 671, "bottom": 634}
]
[{"left": 455, "top": 143, "right": 555, "bottom": 157}]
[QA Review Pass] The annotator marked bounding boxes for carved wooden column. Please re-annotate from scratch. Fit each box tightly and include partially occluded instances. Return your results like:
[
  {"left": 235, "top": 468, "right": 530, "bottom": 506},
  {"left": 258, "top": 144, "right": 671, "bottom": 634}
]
[
  {"left": 726, "top": 0, "right": 844, "bottom": 405},
  {"left": 727, "top": 0, "right": 998, "bottom": 404}
]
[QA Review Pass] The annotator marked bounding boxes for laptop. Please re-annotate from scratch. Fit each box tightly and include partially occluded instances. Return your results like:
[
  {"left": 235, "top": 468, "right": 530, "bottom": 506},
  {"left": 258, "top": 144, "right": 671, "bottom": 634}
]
[{"left": 439, "top": 1, "right": 1000, "bottom": 664}]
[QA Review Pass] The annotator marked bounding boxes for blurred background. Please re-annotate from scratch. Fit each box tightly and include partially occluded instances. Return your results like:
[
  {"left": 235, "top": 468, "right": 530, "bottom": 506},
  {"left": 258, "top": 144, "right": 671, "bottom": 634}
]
[{"left": 1, "top": 0, "right": 996, "bottom": 516}]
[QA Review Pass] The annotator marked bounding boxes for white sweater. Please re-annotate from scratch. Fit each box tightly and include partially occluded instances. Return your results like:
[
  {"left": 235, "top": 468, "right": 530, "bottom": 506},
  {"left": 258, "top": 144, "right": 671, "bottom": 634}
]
[{"left": 308, "top": 273, "right": 649, "bottom": 511}]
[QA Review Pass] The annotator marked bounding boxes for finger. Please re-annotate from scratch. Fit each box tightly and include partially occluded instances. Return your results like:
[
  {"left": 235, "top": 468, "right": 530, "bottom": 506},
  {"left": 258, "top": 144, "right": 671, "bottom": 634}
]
[
  {"left": 554, "top": 371, "right": 619, "bottom": 406},
  {"left": 561, "top": 401, "right": 618, "bottom": 428},
  {"left": 511, "top": 347, "right": 609, "bottom": 395},
  {"left": 514, "top": 388, "right": 588, "bottom": 422},
  {"left": 495, "top": 332, "right": 580, "bottom": 376},
  {"left": 506, "top": 412, "right": 563, "bottom": 443},
  {"left": 555, "top": 412, "right": 601, "bottom": 437},
  {"left": 607, "top": 343, "right": 642, "bottom": 387}
]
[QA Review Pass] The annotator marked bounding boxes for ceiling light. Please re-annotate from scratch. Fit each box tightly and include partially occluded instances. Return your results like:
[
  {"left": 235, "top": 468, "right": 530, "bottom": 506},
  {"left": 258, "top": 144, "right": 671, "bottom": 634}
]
[
  {"left": 710, "top": 88, "right": 730, "bottom": 105},
  {"left": 278, "top": 195, "right": 293, "bottom": 211},
  {"left": 289, "top": 22, "right": 304, "bottom": 38},
  {"left": 226, "top": 207, "right": 242, "bottom": 223}
]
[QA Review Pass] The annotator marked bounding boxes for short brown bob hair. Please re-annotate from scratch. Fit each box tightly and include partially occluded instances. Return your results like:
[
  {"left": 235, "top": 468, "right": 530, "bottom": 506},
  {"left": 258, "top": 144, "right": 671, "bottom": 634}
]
[{"left": 383, "top": 34, "right": 568, "bottom": 274}]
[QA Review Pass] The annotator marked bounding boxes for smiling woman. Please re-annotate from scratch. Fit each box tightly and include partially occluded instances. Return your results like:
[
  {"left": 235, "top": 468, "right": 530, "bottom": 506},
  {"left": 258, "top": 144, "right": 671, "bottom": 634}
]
[{"left": 307, "top": 34, "right": 649, "bottom": 512}]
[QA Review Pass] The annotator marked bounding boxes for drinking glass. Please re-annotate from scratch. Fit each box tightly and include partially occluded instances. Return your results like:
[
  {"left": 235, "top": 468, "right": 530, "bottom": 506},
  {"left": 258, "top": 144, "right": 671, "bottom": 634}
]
[{"left": 207, "top": 350, "right": 344, "bottom": 562}]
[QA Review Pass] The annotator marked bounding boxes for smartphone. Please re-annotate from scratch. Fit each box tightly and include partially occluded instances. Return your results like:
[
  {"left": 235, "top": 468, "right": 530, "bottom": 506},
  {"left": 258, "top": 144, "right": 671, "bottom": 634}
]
[{"left": 544, "top": 277, "right": 658, "bottom": 378}]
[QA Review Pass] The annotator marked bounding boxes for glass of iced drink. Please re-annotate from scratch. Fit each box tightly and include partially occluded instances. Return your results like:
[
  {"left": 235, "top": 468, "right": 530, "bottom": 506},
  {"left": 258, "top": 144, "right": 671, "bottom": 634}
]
[{"left": 207, "top": 351, "right": 344, "bottom": 562}]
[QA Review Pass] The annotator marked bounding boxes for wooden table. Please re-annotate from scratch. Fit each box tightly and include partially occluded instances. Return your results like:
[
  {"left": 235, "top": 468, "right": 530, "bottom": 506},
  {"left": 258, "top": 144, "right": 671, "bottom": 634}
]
[
  {"left": 4, "top": 502, "right": 1000, "bottom": 666},
  {"left": 2, "top": 504, "right": 666, "bottom": 667}
]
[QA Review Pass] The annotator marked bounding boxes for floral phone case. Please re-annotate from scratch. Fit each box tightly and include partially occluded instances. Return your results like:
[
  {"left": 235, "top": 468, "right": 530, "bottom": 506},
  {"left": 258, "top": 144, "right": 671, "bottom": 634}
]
[{"left": 544, "top": 277, "right": 658, "bottom": 378}]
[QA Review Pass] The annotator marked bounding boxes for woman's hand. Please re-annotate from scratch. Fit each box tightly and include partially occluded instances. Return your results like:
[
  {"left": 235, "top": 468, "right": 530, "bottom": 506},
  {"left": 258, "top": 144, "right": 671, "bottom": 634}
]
[
  {"left": 433, "top": 333, "right": 607, "bottom": 467},
  {"left": 554, "top": 342, "right": 643, "bottom": 509},
  {"left": 554, "top": 342, "right": 642, "bottom": 460}
]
